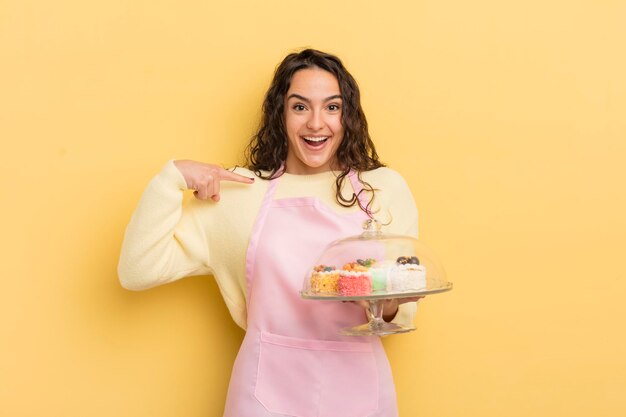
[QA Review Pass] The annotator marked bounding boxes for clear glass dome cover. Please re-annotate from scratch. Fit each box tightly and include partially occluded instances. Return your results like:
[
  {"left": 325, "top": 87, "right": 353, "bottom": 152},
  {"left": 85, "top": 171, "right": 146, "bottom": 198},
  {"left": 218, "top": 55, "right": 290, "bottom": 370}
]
[
  {"left": 301, "top": 219, "right": 452, "bottom": 336},
  {"left": 301, "top": 219, "right": 452, "bottom": 299}
]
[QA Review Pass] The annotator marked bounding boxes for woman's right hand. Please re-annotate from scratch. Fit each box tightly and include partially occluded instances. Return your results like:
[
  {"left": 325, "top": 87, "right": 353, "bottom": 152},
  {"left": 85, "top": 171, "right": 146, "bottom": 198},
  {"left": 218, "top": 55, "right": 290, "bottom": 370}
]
[{"left": 173, "top": 160, "right": 255, "bottom": 202}]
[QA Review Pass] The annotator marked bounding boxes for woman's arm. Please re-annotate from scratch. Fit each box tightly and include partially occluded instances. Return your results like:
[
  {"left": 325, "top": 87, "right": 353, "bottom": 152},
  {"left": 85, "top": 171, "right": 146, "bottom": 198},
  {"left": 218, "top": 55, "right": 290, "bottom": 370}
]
[
  {"left": 117, "top": 160, "right": 254, "bottom": 290},
  {"left": 366, "top": 168, "right": 421, "bottom": 323}
]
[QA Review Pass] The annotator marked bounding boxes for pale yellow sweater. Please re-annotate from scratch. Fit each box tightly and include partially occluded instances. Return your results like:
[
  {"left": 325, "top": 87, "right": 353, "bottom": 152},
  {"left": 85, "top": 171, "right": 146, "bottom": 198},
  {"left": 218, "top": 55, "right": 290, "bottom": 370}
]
[{"left": 118, "top": 160, "right": 420, "bottom": 330}]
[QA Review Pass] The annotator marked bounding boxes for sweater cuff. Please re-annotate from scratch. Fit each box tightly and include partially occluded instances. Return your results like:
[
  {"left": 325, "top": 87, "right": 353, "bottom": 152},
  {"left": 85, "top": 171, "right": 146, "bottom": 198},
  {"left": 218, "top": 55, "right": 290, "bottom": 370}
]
[
  {"left": 390, "top": 300, "right": 418, "bottom": 328},
  {"left": 155, "top": 160, "right": 189, "bottom": 191}
]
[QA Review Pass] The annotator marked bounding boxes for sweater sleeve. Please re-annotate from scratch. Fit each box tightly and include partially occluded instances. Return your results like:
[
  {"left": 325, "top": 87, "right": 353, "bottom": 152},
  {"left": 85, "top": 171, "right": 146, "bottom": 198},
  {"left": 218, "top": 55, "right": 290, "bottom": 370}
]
[
  {"left": 374, "top": 169, "right": 421, "bottom": 328},
  {"left": 118, "top": 160, "right": 213, "bottom": 290}
]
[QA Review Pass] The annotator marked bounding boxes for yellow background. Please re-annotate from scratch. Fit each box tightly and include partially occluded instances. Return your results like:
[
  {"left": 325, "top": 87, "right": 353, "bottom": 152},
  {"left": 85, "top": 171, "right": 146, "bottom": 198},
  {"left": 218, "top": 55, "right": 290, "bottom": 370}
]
[{"left": 2, "top": 0, "right": 625, "bottom": 416}]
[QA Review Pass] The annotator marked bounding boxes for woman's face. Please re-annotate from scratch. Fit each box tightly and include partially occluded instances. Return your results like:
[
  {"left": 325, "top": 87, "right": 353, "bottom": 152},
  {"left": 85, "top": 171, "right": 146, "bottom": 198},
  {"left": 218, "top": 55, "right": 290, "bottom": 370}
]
[{"left": 283, "top": 68, "right": 344, "bottom": 174}]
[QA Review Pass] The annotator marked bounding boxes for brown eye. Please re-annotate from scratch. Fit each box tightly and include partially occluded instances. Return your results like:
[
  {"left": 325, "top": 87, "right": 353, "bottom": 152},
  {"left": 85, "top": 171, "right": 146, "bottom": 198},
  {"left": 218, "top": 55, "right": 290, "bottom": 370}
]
[
  {"left": 328, "top": 104, "right": 340, "bottom": 111},
  {"left": 293, "top": 104, "right": 306, "bottom": 111}
]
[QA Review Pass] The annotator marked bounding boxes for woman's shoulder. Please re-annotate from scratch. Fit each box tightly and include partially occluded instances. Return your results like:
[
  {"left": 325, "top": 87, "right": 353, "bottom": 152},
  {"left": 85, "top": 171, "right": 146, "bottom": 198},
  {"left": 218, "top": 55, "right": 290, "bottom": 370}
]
[
  {"left": 360, "top": 166, "right": 416, "bottom": 213},
  {"left": 361, "top": 167, "right": 418, "bottom": 236},
  {"left": 360, "top": 166, "right": 411, "bottom": 191}
]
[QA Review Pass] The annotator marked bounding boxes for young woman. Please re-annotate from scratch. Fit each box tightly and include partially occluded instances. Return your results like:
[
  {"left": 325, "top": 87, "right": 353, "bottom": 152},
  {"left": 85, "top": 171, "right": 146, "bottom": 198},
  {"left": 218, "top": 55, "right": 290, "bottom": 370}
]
[{"left": 119, "top": 49, "right": 420, "bottom": 417}]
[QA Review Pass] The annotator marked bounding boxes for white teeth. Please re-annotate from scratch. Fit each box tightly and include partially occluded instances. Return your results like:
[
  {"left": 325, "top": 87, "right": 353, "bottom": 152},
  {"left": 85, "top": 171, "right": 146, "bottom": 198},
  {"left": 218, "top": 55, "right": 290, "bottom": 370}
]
[{"left": 303, "top": 136, "right": 328, "bottom": 142}]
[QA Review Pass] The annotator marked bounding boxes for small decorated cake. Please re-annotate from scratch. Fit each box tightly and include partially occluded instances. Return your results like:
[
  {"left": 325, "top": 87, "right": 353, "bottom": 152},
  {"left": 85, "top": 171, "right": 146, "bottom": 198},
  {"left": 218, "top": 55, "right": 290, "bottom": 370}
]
[
  {"left": 369, "top": 260, "right": 393, "bottom": 291},
  {"left": 388, "top": 256, "right": 427, "bottom": 292},
  {"left": 337, "top": 260, "right": 372, "bottom": 296},
  {"left": 310, "top": 265, "right": 340, "bottom": 294}
]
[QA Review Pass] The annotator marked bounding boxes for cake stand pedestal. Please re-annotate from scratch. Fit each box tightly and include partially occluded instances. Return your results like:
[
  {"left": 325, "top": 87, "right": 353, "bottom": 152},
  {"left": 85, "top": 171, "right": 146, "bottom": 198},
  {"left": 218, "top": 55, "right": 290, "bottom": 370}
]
[
  {"left": 341, "top": 298, "right": 415, "bottom": 336},
  {"left": 301, "top": 284, "right": 453, "bottom": 336}
]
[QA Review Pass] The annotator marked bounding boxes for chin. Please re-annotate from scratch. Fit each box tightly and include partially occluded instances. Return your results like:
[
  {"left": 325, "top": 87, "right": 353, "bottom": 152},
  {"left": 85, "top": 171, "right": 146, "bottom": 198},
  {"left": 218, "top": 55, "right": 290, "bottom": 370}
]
[{"left": 304, "top": 158, "right": 332, "bottom": 170}]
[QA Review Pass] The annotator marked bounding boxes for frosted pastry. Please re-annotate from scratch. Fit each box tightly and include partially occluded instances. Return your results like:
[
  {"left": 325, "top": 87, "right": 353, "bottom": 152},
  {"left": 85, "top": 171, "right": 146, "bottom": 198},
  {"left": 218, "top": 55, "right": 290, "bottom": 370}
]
[
  {"left": 338, "top": 261, "right": 372, "bottom": 296},
  {"left": 370, "top": 267, "right": 388, "bottom": 291},
  {"left": 388, "top": 256, "right": 426, "bottom": 292},
  {"left": 310, "top": 265, "right": 340, "bottom": 294}
]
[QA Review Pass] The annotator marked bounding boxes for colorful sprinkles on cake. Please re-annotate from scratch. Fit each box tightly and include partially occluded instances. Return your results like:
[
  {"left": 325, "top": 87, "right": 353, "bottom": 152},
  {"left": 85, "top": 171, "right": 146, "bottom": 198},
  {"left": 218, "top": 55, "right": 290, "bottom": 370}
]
[{"left": 310, "top": 265, "right": 340, "bottom": 294}]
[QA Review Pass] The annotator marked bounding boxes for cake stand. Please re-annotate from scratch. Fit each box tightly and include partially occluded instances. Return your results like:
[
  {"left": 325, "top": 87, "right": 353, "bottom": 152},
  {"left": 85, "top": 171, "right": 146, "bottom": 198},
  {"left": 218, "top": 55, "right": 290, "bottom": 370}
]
[{"left": 300, "top": 219, "right": 453, "bottom": 336}]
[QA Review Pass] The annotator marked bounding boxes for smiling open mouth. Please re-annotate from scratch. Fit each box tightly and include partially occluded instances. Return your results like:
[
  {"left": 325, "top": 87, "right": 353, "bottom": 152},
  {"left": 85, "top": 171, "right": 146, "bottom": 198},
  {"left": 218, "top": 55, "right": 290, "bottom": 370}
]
[{"left": 302, "top": 136, "right": 329, "bottom": 147}]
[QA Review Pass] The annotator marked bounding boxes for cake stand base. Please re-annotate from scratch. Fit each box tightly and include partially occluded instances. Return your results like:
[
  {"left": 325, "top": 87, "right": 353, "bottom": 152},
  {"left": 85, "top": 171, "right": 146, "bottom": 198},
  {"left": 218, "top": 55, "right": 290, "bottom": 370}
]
[
  {"left": 340, "top": 321, "right": 415, "bottom": 336},
  {"left": 340, "top": 299, "right": 416, "bottom": 336}
]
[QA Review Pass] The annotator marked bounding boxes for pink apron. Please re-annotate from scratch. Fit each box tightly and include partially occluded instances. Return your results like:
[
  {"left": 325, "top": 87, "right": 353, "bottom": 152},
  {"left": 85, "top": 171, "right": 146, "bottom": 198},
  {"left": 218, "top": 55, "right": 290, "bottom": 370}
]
[{"left": 223, "top": 171, "right": 398, "bottom": 417}]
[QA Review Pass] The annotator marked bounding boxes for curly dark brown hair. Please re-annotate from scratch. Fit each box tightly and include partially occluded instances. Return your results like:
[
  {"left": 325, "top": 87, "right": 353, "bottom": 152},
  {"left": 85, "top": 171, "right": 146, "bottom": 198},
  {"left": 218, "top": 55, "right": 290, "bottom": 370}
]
[{"left": 245, "top": 48, "right": 385, "bottom": 215}]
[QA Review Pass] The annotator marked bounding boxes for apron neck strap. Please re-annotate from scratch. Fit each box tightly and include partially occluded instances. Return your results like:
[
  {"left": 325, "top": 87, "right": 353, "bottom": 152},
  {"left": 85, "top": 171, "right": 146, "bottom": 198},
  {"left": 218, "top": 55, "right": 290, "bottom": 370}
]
[{"left": 269, "top": 164, "right": 368, "bottom": 213}]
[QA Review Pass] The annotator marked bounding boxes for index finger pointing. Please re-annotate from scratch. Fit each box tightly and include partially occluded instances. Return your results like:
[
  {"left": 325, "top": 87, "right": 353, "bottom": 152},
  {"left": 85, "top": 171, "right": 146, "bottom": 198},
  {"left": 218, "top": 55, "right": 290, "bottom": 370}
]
[{"left": 219, "top": 168, "right": 255, "bottom": 183}]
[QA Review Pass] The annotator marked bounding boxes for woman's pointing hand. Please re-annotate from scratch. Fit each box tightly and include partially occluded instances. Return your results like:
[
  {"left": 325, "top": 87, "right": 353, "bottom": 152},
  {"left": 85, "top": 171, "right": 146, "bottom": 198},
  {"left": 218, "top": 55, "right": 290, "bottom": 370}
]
[{"left": 173, "top": 160, "right": 255, "bottom": 202}]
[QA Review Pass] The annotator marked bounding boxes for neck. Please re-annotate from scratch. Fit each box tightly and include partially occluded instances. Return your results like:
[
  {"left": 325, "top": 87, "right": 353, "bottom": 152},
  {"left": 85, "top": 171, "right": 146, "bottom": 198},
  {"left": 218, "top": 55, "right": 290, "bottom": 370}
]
[{"left": 283, "top": 157, "right": 342, "bottom": 175}]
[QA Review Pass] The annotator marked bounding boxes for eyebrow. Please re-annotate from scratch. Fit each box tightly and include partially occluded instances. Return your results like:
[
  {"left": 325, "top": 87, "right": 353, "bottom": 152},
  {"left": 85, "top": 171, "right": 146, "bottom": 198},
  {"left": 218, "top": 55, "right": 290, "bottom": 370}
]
[{"left": 286, "top": 93, "right": 343, "bottom": 103}]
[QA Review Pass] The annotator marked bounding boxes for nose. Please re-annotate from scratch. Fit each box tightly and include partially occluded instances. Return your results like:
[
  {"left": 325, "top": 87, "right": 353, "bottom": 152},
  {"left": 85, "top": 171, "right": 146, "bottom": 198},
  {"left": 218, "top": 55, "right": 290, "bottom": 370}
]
[{"left": 306, "top": 109, "right": 324, "bottom": 131}]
